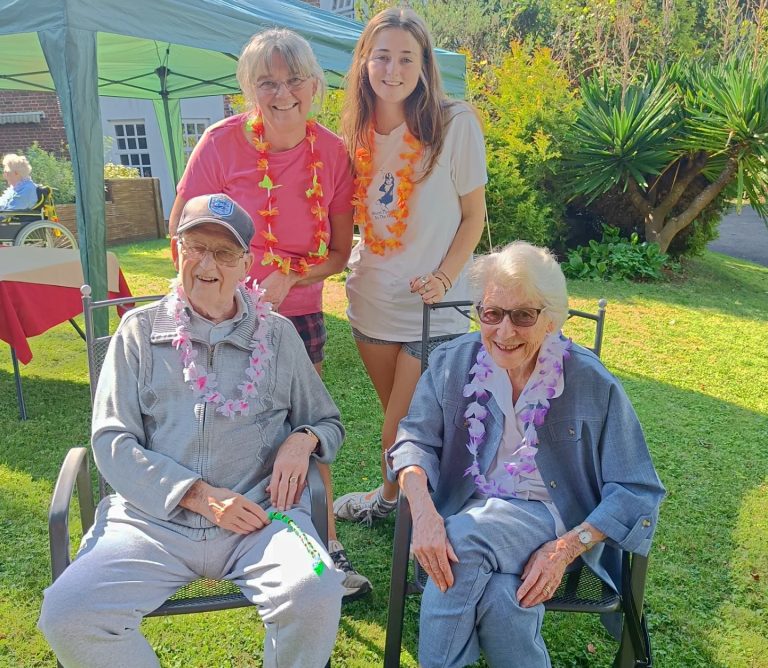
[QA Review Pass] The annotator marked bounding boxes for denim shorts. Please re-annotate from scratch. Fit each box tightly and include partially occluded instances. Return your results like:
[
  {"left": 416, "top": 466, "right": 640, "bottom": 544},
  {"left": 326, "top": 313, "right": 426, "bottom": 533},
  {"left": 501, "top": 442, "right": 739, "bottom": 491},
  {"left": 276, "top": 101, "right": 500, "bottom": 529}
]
[{"left": 351, "top": 327, "right": 459, "bottom": 360}]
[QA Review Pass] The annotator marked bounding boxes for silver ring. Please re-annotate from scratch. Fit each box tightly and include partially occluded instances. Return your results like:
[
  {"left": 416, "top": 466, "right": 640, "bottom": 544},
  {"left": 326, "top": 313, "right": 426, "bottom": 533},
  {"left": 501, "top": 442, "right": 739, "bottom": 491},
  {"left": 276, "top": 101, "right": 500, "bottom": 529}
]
[
  {"left": 420, "top": 276, "right": 429, "bottom": 286},
  {"left": 288, "top": 476, "right": 298, "bottom": 483}
]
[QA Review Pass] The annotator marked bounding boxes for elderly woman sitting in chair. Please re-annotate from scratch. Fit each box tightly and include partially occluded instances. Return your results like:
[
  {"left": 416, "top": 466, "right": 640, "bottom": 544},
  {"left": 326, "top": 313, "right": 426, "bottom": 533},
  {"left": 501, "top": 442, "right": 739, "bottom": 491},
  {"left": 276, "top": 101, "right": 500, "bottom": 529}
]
[
  {"left": 0, "top": 153, "right": 38, "bottom": 221},
  {"left": 388, "top": 241, "right": 665, "bottom": 668}
]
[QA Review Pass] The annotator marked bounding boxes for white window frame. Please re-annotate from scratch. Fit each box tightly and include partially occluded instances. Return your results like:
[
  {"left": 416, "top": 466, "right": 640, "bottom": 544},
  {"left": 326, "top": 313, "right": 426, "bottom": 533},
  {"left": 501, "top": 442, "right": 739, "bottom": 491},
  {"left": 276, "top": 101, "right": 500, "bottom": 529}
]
[
  {"left": 182, "top": 118, "right": 210, "bottom": 162},
  {"left": 112, "top": 120, "right": 153, "bottom": 176}
]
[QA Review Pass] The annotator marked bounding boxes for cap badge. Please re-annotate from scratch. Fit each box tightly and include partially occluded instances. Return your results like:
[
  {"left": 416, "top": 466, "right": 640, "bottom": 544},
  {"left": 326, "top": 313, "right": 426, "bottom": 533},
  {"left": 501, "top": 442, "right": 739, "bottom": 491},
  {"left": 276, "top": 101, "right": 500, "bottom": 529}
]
[{"left": 208, "top": 195, "right": 234, "bottom": 218}]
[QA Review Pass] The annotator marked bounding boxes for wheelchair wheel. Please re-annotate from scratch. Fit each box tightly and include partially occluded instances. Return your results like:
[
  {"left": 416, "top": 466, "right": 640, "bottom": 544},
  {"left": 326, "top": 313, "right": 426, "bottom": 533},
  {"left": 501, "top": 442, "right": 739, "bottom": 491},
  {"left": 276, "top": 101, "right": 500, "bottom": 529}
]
[{"left": 13, "top": 221, "right": 78, "bottom": 249}]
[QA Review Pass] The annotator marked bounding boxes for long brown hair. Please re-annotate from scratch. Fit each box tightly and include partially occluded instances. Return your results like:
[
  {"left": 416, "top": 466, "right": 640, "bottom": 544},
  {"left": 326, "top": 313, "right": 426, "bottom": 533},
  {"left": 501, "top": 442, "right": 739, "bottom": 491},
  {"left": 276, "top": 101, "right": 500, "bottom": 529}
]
[{"left": 341, "top": 8, "right": 459, "bottom": 181}]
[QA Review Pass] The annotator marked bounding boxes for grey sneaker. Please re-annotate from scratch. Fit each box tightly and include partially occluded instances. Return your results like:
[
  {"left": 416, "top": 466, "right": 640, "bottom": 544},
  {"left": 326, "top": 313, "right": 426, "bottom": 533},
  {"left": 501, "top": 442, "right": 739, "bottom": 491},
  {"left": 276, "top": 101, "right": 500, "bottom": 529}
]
[
  {"left": 333, "top": 487, "right": 398, "bottom": 526},
  {"left": 328, "top": 540, "right": 372, "bottom": 603}
]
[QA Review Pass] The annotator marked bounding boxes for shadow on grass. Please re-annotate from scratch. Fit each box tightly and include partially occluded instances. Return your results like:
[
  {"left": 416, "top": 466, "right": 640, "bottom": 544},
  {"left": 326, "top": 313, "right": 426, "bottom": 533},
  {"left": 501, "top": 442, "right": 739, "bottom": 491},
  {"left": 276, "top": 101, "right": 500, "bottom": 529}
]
[{"left": 567, "top": 252, "right": 767, "bottom": 322}]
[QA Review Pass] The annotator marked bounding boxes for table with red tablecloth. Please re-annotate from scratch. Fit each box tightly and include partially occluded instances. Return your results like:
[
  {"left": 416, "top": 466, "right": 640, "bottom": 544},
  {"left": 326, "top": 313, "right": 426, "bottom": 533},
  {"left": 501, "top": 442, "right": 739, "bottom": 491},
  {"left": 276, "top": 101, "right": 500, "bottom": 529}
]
[{"left": 0, "top": 247, "right": 131, "bottom": 418}]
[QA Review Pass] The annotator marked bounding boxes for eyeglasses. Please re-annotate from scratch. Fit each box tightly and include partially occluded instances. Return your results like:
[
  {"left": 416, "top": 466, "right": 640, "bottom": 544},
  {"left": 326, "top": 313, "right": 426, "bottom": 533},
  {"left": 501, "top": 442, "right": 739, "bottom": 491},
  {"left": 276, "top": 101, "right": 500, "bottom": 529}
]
[
  {"left": 476, "top": 304, "right": 544, "bottom": 327},
  {"left": 256, "top": 76, "right": 310, "bottom": 95},
  {"left": 178, "top": 239, "right": 246, "bottom": 267}
]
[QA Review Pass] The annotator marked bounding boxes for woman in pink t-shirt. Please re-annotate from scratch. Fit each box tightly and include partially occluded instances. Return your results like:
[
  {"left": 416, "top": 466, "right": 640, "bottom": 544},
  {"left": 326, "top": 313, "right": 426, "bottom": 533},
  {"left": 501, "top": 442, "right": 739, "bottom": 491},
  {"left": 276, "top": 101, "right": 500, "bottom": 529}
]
[{"left": 170, "top": 29, "right": 370, "bottom": 602}]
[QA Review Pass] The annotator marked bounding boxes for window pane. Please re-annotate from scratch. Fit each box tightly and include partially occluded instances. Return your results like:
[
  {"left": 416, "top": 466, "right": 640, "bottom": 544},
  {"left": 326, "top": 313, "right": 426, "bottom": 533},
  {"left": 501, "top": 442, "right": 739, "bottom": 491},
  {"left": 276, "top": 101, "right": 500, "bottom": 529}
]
[
  {"left": 136, "top": 124, "right": 145, "bottom": 135},
  {"left": 127, "top": 137, "right": 137, "bottom": 149},
  {"left": 138, "top": 137, "right": 147, "bottom": 149},
  {"left": 143, "top": 167, "right": 152, "bottom": 177},
  {"left": 117, "top": 138, "right": 126, "bottom": 150},
  {"left": 130, "top": 154, "right": 140, "bottom": 165},
  {"left": 126, "top": 125, "right": 136, "bottom": 136},
  {"left": 115, "top": 125, "right": 125, "bottom": 136},
  {"left": 197, "top": 123, "right": 205, "bottom": 134},
  {"left": 140, "top": 154, "right": 151, "bottom": 165},
  {"left": 120, "top": 155, "right": 129, "bottom": 166}
]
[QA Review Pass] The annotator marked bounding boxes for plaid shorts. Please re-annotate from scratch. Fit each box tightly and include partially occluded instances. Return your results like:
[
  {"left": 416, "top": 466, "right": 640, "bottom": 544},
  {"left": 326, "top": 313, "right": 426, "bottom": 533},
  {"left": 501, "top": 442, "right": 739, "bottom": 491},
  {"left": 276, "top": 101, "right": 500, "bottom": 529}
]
[{"left": 286, "top": 312, "right": 327, "bottom": 364}]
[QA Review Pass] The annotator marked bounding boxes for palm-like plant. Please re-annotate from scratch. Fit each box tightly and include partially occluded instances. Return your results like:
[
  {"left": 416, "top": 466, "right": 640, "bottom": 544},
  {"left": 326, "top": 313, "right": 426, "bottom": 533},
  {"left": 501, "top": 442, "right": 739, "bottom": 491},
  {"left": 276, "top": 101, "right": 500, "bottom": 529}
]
[{"left": 562, "top": 56, "right": 768, "bottom": 253}]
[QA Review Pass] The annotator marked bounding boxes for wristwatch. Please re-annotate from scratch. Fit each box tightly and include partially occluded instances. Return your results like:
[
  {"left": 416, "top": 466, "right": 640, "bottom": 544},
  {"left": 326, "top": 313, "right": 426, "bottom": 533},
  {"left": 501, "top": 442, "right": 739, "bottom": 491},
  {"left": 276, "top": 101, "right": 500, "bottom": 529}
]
[
  {"left": 576, "top": 526, "right": 595, "bottom": 550},
  {"left": 302, "top": 427, "right": 320, "bottom": 452}
]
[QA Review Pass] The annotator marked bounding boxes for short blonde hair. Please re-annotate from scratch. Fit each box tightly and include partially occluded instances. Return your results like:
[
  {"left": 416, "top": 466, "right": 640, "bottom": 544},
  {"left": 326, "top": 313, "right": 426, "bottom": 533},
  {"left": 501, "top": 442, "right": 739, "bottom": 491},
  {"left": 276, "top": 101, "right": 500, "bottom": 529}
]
[
  {"left": 236, "top": 28, "right": 326, "bottom": 112},
  {"left": 2, "top": 153, "right": 32, "bottom": 179},
  {"left": 470, "top": 241, "right": 569, "bottom": 330}
]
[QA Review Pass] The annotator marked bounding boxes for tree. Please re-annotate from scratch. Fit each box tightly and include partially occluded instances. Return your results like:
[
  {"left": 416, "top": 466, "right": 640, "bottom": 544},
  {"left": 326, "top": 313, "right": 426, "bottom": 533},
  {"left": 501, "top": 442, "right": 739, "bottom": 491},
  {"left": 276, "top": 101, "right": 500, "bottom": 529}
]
[{"left": 561, "top": 56, "right": 768, "bottom": 254}]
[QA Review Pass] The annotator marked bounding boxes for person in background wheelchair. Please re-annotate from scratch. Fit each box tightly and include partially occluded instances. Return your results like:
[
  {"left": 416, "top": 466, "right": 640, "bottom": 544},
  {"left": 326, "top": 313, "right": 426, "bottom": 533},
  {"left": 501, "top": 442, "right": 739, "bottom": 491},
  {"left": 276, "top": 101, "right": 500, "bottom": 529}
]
[
  {"left": 38, "top": 194, "right": 345, "bottom": 668},
  {"left": 388, "top": 241, "right": 665, "bottom": 668},
  {"left": 0, "top": 153, "right": 38, "bottom": 220}
]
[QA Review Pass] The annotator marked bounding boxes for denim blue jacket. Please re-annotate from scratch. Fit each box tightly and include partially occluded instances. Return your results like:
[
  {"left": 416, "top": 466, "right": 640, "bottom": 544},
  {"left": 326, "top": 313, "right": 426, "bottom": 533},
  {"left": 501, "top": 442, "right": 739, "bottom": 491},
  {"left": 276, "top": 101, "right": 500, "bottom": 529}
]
[{"left": 388, "top": 332, "right": 665, "bottom": 593}]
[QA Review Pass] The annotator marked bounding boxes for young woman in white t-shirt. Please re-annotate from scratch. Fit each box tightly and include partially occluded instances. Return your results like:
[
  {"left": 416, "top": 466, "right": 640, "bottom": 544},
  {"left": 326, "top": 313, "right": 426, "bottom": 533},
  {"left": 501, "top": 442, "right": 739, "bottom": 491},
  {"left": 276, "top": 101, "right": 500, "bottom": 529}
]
[{"left": 334, "top": 7, "right": 488, "bottom": 526}]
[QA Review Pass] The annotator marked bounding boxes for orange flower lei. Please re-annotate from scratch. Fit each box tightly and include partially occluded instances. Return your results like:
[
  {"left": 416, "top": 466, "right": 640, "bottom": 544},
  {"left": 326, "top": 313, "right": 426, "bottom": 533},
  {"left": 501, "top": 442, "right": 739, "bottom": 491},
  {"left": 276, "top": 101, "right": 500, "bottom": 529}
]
[
  {"left": 352, "top": 125, "right": 423, "bottom": 256},
  {"left": 246, "top": 114, "right": 330, "bottom": 275}
]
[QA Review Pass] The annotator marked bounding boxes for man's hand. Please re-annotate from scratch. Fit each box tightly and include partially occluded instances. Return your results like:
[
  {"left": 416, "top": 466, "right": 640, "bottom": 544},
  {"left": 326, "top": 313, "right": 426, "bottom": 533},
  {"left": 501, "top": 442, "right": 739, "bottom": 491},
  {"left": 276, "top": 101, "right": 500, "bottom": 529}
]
[
  {"left": 259, "top": 270, "right": 300, "bottom": 309},
  {"left": 267, "top": 430, "right": 317, "bottom": 511},
  {"left": 179, "top": 481, "right": 270, "bottom": 534}
]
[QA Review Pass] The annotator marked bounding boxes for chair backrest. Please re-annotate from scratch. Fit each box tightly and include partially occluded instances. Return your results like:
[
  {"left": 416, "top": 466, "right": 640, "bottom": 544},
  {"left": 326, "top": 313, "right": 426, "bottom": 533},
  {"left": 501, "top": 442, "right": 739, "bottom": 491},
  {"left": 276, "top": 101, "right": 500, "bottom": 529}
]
[
  {"left": 420, "top": 298, "right": 608, "bottom": 373},
  {"left": 81, "top": 284, "right": 163, "bottom": 403}
]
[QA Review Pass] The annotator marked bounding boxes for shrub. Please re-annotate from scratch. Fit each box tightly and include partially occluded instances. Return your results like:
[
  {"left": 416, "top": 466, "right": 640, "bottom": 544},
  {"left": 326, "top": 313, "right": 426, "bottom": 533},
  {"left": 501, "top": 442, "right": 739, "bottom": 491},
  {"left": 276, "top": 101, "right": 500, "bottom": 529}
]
[
  {"left": 103, "top": 163, "right": 140, "bottom": 179},
  {"left": 469, "top": 43, "right": 578, "bottom": 251},
  {"left": 563, "top": 225, "right": 670, "bottom": 281},
  {"left": 25, "top": 142, "right": 77, "bottom": 204}
]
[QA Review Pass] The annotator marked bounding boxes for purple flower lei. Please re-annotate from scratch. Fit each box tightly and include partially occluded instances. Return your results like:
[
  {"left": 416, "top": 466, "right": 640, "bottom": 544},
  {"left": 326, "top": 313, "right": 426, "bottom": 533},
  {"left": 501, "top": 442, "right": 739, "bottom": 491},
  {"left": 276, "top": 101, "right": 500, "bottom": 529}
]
[
  {"left": 462, "top": 332, "right": 572, "bottom": 497},
  {"left": 166, "top": 277, "right": 273, "bottom": 418}
]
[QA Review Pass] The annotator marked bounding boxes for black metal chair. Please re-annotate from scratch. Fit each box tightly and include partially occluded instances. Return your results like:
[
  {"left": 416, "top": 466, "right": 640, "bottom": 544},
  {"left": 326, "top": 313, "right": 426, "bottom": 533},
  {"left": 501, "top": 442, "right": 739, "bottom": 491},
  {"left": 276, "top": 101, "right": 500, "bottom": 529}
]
[
  {"left": 385, "top": 299, "right": 654, "bottom": 668},
  {"left": 0, "top": 185, "right": 77, "bottom": 249},
  {"left": 47, "top": 285, "right": 331, "bottom": 664}
]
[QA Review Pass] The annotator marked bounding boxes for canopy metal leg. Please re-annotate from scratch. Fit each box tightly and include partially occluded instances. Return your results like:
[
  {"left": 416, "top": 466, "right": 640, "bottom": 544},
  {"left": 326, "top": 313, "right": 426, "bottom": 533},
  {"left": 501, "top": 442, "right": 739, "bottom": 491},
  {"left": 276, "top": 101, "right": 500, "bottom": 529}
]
[{"left": 10, "top": 347, "right": 27, "bottom": 420}]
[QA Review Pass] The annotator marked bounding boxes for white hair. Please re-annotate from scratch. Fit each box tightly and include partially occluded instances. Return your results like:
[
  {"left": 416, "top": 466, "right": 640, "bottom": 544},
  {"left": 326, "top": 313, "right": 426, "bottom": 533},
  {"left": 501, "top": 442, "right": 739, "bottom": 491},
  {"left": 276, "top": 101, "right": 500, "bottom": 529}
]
[
  {"left": 2, "top": 153, "right": 32, "bottom": 179},
  {"left": 470, "top": 241, "right": 569, "bottom": 330}
]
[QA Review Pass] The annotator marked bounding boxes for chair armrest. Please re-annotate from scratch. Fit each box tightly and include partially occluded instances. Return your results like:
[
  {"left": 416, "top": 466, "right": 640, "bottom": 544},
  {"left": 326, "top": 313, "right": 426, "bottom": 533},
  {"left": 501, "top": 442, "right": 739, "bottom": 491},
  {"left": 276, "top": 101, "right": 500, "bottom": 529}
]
[
  {"left": 48, "top": 447, "right": 96, "bottom": 582},
  {"left": 306, "top": 457, "right": 328, "bottom": 548}
]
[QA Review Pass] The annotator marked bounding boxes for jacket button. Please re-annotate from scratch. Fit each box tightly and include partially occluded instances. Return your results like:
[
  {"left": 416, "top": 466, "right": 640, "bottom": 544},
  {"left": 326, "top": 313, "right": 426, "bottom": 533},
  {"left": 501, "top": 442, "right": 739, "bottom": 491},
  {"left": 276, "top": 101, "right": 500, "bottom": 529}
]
[
  {"left": 549, "top": 480, "right": 557, "bottom": 488},
  {"left": 642, "top": 519, "right": 651, "bottom": 527},
  {"left": 568, "top": 427, "right": 575, "bottom": 436}
]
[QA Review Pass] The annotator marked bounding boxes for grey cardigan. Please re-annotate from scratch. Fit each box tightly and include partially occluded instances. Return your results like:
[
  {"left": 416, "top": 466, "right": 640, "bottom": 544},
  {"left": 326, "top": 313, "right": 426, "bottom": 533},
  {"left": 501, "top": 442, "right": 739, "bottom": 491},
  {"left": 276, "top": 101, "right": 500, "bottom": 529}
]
[
  {"left": 388, "top": 332, "right": 665, "bottom": 592},
  {"left": 92, "top": 292, "right": 344, "bottom": 539}
]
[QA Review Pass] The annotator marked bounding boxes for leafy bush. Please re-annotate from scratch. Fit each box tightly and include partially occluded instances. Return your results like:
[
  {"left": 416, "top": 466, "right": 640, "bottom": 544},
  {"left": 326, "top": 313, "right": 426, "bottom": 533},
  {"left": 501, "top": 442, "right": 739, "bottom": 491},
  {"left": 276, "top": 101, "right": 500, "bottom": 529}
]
[
  {"left": 25, "top": 142, "right": 77, "bottom": 204},
  {"left": 469, "top": 44, "right": 578, "bottom": 251},
  {"left": 563, "top": 225, "right": 670, "bottom": 281},
  {"left": 103, "top": 163, "right": 140, "bottom": 178}
]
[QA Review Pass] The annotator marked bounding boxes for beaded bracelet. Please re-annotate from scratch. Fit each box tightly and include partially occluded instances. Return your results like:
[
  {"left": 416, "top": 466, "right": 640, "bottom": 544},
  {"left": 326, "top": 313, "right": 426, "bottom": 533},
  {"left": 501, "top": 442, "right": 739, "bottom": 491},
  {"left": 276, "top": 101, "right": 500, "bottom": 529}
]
[
  {"left": 435, "top": 269, "right": 453, "bottom": 290},
  {"left": 434, "top": 274, "right": 450, "bottom": 293},
  {"left": 268, "top": 511, "right": 326, "bottom": 576}
]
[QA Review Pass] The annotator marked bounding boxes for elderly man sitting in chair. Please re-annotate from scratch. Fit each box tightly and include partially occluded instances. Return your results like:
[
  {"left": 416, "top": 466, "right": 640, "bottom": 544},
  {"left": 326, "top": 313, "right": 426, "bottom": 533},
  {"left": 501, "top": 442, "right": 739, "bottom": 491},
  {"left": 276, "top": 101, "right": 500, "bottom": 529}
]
[{"left": 38, "top": 194, "right": 345, "bottom": 668}]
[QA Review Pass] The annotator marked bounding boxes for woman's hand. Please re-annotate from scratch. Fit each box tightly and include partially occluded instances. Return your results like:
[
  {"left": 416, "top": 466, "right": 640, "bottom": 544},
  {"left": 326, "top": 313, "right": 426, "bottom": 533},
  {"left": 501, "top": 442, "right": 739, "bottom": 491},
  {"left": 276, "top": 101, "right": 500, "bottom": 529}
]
[
  {"left": 259, "top": 270, "right": 300, "bottom": 309},
  {"left": 267, "top": 431, "right": 317, "bottom": 511},
  {"left": 517, "top": 536, "right": 580, "bottom": 607},
  {"left": 409, "top": 272, "right": 447, "bottom": 305},
  {"left": 412, "top": 505, "right": 459, "bottom": 592}
]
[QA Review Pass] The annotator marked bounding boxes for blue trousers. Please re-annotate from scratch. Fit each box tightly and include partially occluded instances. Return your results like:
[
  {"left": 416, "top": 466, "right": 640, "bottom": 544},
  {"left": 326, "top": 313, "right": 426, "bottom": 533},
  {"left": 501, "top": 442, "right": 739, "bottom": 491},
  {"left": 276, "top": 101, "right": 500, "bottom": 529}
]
[{"left": 419, "top": 498, "right": 557, "bottom": 668}]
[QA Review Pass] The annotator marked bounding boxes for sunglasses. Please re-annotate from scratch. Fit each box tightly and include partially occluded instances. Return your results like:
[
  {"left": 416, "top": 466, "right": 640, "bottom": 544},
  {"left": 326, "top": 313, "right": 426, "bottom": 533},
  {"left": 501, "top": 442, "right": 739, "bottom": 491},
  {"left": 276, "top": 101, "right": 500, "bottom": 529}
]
[
  {"left": 179, "top": 239, "right": 246, "bottom": 267},
  {"left": 476, "top": 304, "right": 544, "bottom": 327}
]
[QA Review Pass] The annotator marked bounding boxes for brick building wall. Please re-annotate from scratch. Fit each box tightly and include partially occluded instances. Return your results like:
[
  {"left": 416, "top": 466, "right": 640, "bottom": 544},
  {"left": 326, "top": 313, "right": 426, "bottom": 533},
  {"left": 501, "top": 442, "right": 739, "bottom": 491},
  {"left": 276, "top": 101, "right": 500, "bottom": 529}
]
[{"left": 0, "top": 91, "right": 69, "bottom": 157}]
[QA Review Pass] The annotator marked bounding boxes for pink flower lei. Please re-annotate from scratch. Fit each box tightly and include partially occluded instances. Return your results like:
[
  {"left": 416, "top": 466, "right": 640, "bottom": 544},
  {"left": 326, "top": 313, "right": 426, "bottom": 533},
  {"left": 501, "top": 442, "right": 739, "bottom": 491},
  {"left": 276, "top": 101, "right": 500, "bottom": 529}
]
[
  {"left": 462, "top": 333, "right": 572, "bottom": 497},
  {"left": 166, "top": 278, "right": 273, "bottom": 418}
]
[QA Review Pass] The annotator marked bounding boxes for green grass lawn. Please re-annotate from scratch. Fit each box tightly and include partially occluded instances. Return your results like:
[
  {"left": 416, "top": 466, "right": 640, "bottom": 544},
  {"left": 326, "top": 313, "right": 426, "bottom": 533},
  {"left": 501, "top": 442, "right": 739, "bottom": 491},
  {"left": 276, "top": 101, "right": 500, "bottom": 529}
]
[{"left": 1, "top": 241, "right": 766, "bottom": 667}]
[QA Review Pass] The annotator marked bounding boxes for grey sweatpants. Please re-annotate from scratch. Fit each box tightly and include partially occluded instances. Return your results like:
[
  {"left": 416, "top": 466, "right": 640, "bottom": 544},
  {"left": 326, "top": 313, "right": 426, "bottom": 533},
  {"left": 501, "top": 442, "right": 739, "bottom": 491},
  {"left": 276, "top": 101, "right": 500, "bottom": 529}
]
[{"left": 38, "top": 493, "right": 344, "bottom": 668}]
